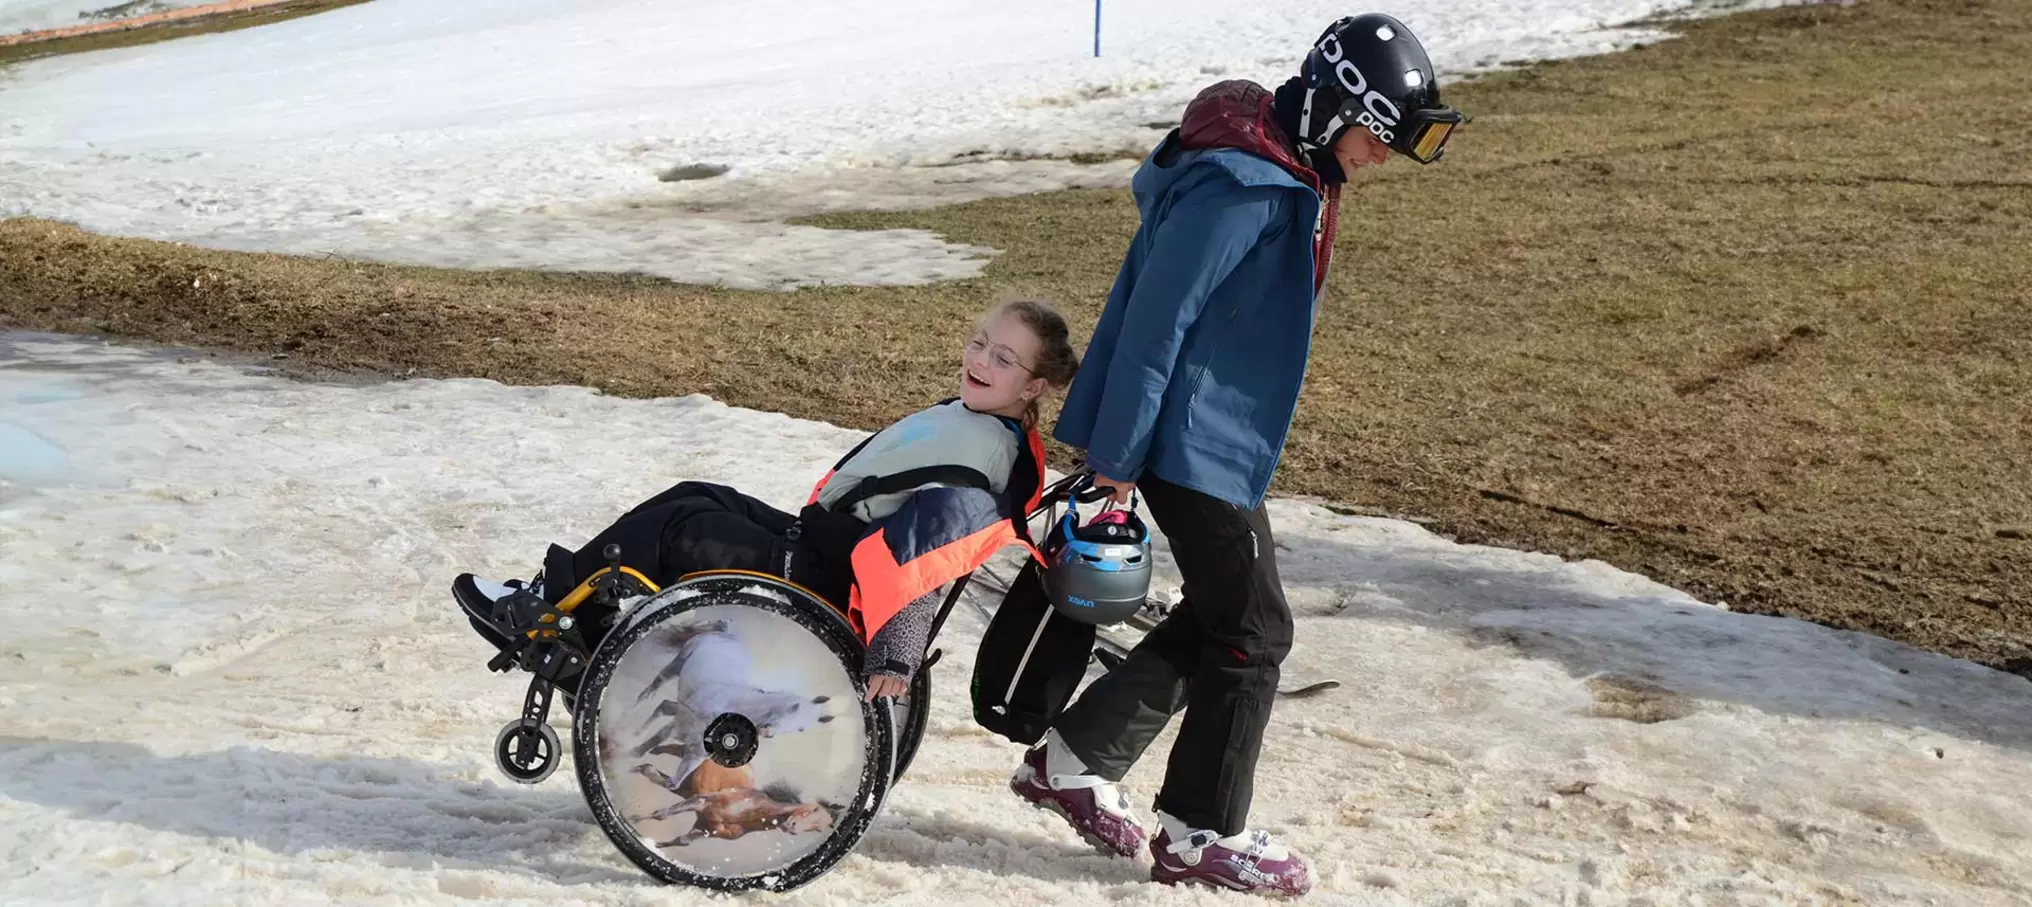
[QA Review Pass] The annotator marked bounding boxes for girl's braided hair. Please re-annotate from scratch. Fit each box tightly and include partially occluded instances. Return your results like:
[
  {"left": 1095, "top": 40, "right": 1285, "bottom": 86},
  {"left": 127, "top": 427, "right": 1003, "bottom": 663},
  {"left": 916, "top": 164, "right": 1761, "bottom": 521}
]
[{"left": 989, "top": 295, "right": 1081, "bottom": 429}]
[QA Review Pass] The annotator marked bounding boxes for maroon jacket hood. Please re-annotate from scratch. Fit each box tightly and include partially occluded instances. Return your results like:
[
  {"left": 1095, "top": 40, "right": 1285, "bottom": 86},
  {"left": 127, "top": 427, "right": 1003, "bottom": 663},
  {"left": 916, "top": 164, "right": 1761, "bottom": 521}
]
[
  {"left": 1173, "top": 80, "right": 1341, "bottom": 294},
  {"left": 1177, "top": 80, "right": 1322, "bottom": 194}
]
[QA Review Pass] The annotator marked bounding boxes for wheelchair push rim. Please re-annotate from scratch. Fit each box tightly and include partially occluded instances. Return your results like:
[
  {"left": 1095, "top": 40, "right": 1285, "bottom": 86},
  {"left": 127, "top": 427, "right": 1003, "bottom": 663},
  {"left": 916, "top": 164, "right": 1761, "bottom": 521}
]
[{"left": 572, "top": 572, "right": 896, "bottom": 893}]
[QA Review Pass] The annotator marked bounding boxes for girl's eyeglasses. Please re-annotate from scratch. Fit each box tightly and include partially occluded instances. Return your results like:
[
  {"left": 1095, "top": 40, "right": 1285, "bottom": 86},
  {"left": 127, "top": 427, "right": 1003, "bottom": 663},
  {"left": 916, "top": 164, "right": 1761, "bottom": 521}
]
[{"left": 966, "top": 335, "right": 1032, "bottom": 374}]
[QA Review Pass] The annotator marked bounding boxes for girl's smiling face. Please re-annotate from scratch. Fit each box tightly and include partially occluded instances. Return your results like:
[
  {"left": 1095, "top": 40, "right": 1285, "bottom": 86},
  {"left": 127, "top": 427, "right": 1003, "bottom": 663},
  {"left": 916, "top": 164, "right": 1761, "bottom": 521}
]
[{"left": 959, "top": 310, "right": 1048, "bottom": 418}]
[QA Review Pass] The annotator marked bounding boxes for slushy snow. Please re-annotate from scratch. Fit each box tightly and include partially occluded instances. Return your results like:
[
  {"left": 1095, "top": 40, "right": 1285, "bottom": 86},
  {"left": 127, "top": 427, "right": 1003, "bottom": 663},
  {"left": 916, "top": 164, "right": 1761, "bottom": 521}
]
[
  {"left": 5, "top": 0, "right": 1774, "bottom": 289},
  {"left": 2, "top": 334, "right": 2028, "bottom": 905}
]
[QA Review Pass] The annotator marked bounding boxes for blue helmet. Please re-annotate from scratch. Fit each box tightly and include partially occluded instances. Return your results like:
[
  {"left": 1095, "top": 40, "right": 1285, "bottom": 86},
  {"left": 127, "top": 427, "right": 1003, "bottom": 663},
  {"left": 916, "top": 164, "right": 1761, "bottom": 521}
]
[{"left": 1041, "top": 494, "right": 1153, "bottom": 626}]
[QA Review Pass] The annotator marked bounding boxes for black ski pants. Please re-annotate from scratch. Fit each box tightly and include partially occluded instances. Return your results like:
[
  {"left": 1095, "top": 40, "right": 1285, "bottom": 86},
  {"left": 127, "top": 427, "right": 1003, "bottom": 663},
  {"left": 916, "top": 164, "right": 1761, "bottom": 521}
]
[
  {"left": 569, "top": 481, "right": 796, "bottom": 591},
  {"left": 1051, "top": 472, "right": 1295, "bottom": 836}
]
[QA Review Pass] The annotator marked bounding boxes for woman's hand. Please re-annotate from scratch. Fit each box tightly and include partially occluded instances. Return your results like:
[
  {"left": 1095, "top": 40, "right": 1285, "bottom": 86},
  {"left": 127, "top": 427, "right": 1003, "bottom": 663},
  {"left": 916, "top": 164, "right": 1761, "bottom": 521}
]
[
  {"left": 1093, "top": 472, "right": 1137, "bottom": 507},
  {"left": 864, "top": 673, "right": 908, "bottom": 702}
]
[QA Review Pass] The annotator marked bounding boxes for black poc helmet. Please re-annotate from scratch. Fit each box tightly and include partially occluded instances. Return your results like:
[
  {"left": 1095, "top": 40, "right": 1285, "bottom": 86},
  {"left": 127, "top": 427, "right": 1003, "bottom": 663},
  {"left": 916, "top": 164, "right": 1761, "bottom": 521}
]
[
  {"left": 1040, "top": 493, "right": 1152, "bottom": 626},
  {"left": 1296, "top": 13, "right": 1464, "bottom": 164}
]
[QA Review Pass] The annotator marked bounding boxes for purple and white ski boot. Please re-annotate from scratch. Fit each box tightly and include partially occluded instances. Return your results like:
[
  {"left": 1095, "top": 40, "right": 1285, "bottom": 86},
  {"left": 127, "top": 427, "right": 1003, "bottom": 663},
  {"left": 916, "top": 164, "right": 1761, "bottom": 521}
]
[
  {"left": 1009, "top": 733, "right": 1147, "bottom": 858},
  {"left": 1149, "top": 814, "right": 1313, "bottom": 897}
]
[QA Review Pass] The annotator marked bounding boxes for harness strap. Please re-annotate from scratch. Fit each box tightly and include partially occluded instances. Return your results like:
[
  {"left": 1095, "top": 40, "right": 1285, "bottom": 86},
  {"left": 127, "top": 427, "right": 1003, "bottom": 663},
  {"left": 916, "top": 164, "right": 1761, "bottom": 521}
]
[
  {"left": 925, "top": 574, "right": 971, "bottom": 646},
  {"left": 823, "top": 464, "right": 995, "bottom": 514}
]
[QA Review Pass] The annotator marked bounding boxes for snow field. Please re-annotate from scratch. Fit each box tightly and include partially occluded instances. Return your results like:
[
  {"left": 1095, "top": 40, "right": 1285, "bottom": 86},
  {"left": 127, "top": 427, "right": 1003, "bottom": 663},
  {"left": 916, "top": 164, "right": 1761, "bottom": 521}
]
[
  {"left": 4, "top": 0, "right": 1783, "bottom": 289},
  {"left": 2, "top": 334, "right": 2027, "bottom": 905}
]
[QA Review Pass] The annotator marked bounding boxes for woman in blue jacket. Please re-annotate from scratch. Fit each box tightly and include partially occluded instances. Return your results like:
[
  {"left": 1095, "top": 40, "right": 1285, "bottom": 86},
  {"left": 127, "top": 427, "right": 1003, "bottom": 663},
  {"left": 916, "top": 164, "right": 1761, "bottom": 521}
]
[{"left": 1010, "top": 14, "right": 1464, "bottom": 896}]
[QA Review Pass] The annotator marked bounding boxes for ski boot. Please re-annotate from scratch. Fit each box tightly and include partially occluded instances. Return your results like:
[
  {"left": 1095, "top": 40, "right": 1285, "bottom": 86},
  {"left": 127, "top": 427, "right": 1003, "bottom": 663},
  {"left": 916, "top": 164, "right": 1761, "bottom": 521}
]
[
  {"left": 1149, "top": 812, "right": 1313, "bottom": 897},
  {"left": 452, "top": 543, "right": 659, "bottom": 783},
  {"left": 1009, "top": 731, "right": 1147, "bottom": 857}
]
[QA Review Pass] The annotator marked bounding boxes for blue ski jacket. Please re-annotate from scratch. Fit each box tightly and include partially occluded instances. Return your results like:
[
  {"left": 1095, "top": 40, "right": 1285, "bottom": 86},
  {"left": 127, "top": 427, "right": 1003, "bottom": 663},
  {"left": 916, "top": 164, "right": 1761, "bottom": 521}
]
[{"left": 1054, "top": 80, "right": 1339, "bottom": 509}]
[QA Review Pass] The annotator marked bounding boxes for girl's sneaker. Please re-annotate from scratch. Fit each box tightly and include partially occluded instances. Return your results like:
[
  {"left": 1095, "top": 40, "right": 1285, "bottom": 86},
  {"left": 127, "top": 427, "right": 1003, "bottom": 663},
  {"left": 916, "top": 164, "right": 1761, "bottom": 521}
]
[
  {"left": 451, "top": 573, "right": 549, "bottom": 651},
  {"left": 1149, "top": 815, "right": 1313, "bottom": 897}
]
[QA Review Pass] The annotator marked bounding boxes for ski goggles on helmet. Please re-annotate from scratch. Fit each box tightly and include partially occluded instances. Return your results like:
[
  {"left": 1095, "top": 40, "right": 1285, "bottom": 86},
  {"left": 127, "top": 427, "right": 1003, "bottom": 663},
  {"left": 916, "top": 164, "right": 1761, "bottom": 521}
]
[{"left": 1393, "top": 106, "right": 1465, "bottom": 164}]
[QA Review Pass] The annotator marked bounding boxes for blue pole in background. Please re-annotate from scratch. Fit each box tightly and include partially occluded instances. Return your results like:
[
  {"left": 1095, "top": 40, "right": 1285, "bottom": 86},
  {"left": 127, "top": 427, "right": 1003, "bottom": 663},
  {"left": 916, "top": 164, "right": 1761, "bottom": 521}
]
[{"left": 1093, "top": 0, "right": 1101, "bottom": 56}]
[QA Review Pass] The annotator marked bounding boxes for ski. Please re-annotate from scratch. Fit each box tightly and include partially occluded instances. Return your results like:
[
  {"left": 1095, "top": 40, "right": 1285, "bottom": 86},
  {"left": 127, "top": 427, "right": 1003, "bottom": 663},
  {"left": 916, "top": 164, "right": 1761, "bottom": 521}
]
[
  {"left": 1277, "top": 678, "right": 1343, "bottom": 698},
  {"left": 1092, "top": 628, "right": 1340, "bottom": 700}
]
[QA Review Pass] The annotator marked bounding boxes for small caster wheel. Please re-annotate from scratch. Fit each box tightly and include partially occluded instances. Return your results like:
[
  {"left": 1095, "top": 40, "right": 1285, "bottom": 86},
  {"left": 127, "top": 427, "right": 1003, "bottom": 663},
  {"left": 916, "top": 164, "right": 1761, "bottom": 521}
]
[{"left": 494, "top": 717, "right": 561, "bottom": 784}]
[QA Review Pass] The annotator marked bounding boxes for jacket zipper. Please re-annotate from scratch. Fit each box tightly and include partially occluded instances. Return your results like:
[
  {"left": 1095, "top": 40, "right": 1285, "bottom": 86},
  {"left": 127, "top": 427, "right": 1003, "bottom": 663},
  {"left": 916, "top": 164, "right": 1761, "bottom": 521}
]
[{"left": 1182, "top": 306, "right": 1241, "bottom": 428}]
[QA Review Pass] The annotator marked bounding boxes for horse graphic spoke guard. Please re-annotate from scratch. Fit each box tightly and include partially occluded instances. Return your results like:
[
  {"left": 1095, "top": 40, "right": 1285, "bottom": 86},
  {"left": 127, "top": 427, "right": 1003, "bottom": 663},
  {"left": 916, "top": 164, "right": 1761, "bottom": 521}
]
[{"left": 572, "top": 573, "right": 896, "bottom": 892}]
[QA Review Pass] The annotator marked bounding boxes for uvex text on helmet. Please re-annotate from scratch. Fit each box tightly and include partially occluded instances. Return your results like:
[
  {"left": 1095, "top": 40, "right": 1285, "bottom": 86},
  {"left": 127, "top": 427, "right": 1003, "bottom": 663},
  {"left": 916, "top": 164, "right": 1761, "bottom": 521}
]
[
  {"left": 1042, "top": 510, "right": 1152, "bottom": 626},
  {"left": 1297, "top": 13, "right": 1465, "bottom": 164}
]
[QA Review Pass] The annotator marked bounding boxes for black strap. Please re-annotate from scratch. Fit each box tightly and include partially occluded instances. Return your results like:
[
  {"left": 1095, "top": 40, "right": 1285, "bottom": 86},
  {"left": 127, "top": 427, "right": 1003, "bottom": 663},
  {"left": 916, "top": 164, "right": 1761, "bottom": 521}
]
[
  {"left": 824, "top": 465, "right": 995, "bottom": 514},
  {"left": 539, "top": 544, "right": 578, "bottom": 605},
  {"left": 825, "top": 432, "right": 879, "bottom": 474},
  {"left": 926, "top": 574, "right": 971, "bottom": 647}
]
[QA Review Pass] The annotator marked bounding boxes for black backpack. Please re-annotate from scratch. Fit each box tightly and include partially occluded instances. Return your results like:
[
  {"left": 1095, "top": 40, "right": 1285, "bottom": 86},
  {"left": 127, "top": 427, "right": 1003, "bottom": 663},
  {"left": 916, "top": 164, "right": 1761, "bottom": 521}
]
[{"left": 969, "top": 512, "right": 1098, "bottom": 745}]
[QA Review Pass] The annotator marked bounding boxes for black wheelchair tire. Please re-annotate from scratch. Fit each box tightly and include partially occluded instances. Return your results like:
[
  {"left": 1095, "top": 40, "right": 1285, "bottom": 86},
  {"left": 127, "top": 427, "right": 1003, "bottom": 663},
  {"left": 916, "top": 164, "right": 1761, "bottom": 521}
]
[
  {"left": 570, "top": 574, "right": 896, "bottom": 894},
  {"left": 893, "top": 665, "right": 933, "bottom": 782}
]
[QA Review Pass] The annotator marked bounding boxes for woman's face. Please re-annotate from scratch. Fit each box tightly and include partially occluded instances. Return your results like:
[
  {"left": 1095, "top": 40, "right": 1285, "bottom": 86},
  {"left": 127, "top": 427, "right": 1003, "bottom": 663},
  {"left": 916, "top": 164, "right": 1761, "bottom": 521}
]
[{"left": 1334, "top": 126, "right": 1392, "bottom": 174}]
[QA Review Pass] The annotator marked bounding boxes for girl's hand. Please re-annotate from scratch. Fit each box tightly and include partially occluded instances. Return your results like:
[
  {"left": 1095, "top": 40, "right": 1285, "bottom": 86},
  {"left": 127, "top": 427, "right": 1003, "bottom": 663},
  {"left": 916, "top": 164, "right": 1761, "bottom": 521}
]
[{"left": 864, "top": 674, "right": 908, "bottom": 702}]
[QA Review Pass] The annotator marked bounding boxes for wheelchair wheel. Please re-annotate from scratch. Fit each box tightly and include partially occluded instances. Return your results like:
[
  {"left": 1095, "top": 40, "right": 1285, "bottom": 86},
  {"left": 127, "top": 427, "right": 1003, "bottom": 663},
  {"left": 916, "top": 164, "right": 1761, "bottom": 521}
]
[
  {"left": 572, "top": 572, "right": 895, "bottom": 893},
  {"left": 893, "top": 660, "right": 933, "bottom": 782}
]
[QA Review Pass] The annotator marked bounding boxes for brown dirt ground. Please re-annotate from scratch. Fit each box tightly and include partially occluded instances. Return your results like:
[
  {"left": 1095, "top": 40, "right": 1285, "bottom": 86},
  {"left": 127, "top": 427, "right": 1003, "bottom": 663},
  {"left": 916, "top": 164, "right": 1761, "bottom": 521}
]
[{"left": 3, "top": 0, "right": 2028, "bottom": 677}]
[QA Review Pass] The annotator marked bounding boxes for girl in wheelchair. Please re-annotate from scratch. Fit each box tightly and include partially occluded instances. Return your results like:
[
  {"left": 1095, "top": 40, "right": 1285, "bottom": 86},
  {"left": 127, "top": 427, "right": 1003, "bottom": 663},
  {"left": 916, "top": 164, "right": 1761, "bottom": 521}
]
[{"left": 454, "top": 297, "right": 1081, "bottom": 701}]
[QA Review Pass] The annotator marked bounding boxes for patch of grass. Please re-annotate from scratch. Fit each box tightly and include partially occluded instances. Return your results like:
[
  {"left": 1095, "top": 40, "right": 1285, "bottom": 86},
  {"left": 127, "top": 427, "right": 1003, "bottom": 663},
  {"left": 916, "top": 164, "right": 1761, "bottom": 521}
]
[
  {"left": 80, "top": 1, "right": 177, "bottom": 23},
  {"left": 655, "top": 163, "right": 731, "bottom": 183},
  {"left": 933, "top": 148, "right": 1147, "bottom": 167},
  {"left": 4, "top": 0, "right": 2029, "bottom": 673},
  {"left": 0, "top": 0, "right": 370, "bottom": 69}
]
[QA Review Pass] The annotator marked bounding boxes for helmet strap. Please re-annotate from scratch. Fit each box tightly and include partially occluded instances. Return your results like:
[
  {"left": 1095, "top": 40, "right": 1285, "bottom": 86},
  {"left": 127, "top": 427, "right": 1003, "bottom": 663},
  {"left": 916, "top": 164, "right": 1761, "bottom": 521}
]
[
  {"left": 1274, "top": 77, "right": 1348, "bottom": 186},
  {"left": 1308, "top": 145, "right": 1347, "bottom": 186},
  {"left": 1274, "top": 77, "right": 1318, "bottom": 155},
  {"left": 1297, "top": 91, "right": 1319, "bottom": 153}
]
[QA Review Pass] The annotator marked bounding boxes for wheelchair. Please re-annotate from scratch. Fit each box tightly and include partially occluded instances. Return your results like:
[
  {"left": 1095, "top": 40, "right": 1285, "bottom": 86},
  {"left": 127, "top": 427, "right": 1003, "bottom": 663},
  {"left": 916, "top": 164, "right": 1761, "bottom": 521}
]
[{"left": 458, "top": 472, "right": 1101, "bottom": 893}]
